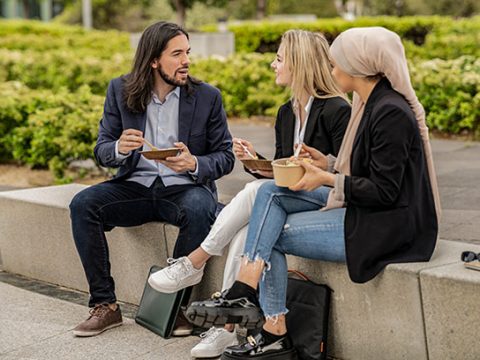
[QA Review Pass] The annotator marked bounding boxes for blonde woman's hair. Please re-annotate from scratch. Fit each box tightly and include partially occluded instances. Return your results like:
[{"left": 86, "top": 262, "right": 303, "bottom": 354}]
[{"left": 280, "top": 29, "right": 347, "bottom": 107}]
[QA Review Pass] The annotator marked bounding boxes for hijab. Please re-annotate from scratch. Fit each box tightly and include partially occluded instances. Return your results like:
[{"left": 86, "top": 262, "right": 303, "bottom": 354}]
[{"left": 324, "top": 27, "right": 441, "bottom": 219}]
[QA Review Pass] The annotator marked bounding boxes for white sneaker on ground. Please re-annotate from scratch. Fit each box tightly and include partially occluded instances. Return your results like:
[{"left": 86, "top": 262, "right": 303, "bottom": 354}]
[
  {"left": 190, "top": 327, "right": 238, "bottom": 358},
  {"left": 148, "top": 257, "right": 205, "bottom": 293}
]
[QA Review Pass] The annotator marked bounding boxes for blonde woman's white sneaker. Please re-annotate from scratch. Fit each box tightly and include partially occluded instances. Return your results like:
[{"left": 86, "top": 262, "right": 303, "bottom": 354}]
[
  {"left": 190, "top": 327, "right": 238, "bottom": 358},
  {"left": 148, "top": 257, "right": 204, "bottom": 293}
]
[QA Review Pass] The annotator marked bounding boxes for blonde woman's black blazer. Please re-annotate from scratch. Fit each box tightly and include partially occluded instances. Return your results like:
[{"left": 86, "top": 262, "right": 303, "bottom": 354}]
[
  {"left": 246, "top": 96, "right": 351, "bottom": 178},
  {"left": 345, "top": 78, "right": 438, "bottom": 283}
]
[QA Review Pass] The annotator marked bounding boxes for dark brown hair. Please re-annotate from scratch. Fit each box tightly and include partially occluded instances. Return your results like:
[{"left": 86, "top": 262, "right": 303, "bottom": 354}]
[
  {"left": 122, "top": 21, "right": 200, "bottom": 113},
  {"left": 366, "top": 73, "right": 385, "bottom": 82}
]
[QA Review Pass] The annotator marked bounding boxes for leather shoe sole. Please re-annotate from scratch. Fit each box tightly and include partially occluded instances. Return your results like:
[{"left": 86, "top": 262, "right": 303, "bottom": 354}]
[{"left": 73, "top": 321, "right": 123, "bottom": 337}]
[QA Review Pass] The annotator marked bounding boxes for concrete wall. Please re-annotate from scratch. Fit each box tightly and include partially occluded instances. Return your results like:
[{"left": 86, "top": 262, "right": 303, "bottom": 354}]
[{"left": 130, "top": 32, "right": 235, "bottom": 58}]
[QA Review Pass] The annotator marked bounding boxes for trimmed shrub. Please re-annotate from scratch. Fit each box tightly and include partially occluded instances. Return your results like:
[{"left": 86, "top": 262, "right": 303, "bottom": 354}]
[
  {"left": 411, "top": 56, "right": 480, "bottom": 137},
  {"left": 202, "top": 16, "right": 480, "bottom": 60},
  {"left": 1, "top": 54, "right": 478, "bottom": 176},
  {"left": 191, "top": 53, "right": 289, "bottom": 117},
  {"left": 0, "top": 19, "right": 131, "bottom": 57},
  {"left": 0, "top": 82, "right": 103, "bottom": 178},
  {"left": 0, "top": 49, "right": 131, "bottom": 95},
  {"left": 0, "top": 20, "right": 478, "bottom": 179}
]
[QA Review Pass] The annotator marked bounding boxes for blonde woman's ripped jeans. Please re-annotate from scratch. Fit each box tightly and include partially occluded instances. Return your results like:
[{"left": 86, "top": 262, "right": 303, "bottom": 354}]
[{"left": 243, "top": 180, "right": 346, "bottom": 319}]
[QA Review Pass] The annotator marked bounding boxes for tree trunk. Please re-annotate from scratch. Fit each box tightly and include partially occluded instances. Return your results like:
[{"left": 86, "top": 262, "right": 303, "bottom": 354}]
[
  {"left": 22, "top": 0, "right": 30, "bottom": 18},
  {"left": 174, "top": 0, "right": 187, "bottom": 27},
  {"left": 256, "top": 0, "right": 267, "bottom": 20}
]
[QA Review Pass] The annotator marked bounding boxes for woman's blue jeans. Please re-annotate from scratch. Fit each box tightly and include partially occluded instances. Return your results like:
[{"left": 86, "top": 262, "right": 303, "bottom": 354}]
[{"left": 243, "top": 180, "right": 346, "bottom": 318}]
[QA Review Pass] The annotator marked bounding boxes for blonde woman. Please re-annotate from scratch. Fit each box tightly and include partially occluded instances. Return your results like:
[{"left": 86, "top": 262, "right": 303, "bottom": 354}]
[
  {"left": 186, "top": 27, "right": 440, "bottom": 360},
  {"left": 149, "top": 30, "right": 351, "bottom": 357}
]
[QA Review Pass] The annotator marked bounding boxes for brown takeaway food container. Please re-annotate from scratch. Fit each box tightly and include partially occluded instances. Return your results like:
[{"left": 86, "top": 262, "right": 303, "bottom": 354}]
[{"left": 272, "top": 158, "right": 305, "bottom": 187}]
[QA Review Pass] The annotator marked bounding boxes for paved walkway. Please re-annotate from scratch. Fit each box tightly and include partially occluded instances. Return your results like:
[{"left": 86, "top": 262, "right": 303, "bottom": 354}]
[
  {"left": 0, "top": 281, "right": 199, "bottom": 359},
  {"left": 1, "top": 123, "right": 479, "bottom": 359}
]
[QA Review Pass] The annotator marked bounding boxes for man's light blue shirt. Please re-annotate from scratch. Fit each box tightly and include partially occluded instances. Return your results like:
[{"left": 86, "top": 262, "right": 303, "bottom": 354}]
[{"left": 114, "top": 87, "right": 198, "bottom": 187}]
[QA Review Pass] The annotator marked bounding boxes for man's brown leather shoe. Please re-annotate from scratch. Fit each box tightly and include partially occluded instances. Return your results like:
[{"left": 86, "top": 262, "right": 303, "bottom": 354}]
[
  {"left": 172, "top": 311, "right": 193, "bottom": 336},
  {"left": 73, "top": 304, "right": 123, "bottom": 337}
]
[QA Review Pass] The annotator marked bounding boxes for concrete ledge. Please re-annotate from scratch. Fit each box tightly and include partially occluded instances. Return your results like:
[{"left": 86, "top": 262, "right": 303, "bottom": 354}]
[
  {"left": 420, "top": 262, "right": 480, "bottom": 360},
  {"left": 1, "top": 185, "right": 479, "bottom": 359},
  {"left": 286, "top": 240, "right": 480, "bottom": 360},
  {"left": 0, "top": 185, "right": 225, "bottom": 304}
]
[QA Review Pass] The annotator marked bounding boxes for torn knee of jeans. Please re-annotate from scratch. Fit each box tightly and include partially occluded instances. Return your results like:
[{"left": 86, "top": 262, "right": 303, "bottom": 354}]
[
  {"left": 265, "top": 310, "right": 289, "bottom": 325},
  {"left": 283, "top": 223, "right": 290, "bottom": 230}
]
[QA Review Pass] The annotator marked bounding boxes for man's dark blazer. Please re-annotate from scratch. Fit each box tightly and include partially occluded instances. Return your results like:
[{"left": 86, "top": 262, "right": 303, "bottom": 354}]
[
  {"left": 94, "top": 76, "right": 235, "bottom": 198},
  {"left": 344, "top": 78, "right": 438, "bottom": 283},
  {"left": 246, "top": 96, "right": 351, "bottom": 178}
]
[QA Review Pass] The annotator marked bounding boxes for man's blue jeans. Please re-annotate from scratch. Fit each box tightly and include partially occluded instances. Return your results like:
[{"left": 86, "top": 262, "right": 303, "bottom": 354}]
[
  {"left": 69, "top": 177, "right": 217, "bottom": 307},
  {"left": 243, "top": 180, "right": 346, "bottom": 318}
]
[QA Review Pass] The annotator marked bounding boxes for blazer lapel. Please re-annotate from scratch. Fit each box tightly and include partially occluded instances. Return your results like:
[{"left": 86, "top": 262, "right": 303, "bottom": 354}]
[
  {"left": 282, "top": 103, "right": 295, "bottom": 155},
  {"left": 135, "top": 111, "right": 147, "bottom": 134},
  {"left": 303, "top": 98, "right": 325, "bottom": 145},
  {"left": 124, "top": 111, "right": 147, "bottom": 168},
  {"left": 352, "top": 108, "right": 371, "bottom": 151},
  {"left": 352, "top": 79, "right": 387, "bottom": 150},
  {"left": 178, "top": 87, "right": 197, "bottom": 145}
]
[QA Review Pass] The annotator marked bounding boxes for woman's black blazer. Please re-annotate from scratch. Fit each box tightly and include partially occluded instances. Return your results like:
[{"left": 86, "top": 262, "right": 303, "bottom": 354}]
[
  {"left": 247, "top": 96, "right": 351, "bottom": 177},
  {"left": 344, "top": 78, "right": 438, "bottom": 283}
]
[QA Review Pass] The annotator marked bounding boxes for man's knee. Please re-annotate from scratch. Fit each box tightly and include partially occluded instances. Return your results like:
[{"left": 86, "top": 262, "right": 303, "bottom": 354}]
[
  {"left": 69, "top": 188, "right": 98, "bottom": 217},
  {"left": 181, "top": 188, "right": 216, "bottom": 221}
]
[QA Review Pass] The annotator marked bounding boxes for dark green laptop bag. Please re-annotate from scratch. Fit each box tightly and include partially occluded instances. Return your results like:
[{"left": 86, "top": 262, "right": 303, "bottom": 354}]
[{"left": 135, "top": 265, "right": 189, "bottom": 338}]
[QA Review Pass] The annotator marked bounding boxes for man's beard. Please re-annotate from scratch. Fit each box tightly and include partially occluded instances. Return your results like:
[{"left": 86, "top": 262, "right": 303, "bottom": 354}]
[{"left": 157, "top": 66, "right": 188, "bottom": 87}]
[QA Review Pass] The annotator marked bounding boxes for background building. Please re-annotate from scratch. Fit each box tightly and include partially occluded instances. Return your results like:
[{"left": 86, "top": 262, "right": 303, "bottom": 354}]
[{"left": 0, "top": 0, "right": 64, "bottom": 21}]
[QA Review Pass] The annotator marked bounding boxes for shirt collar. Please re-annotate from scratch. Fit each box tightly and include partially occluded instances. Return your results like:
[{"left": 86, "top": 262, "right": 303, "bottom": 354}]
[
  {"left": 151, "top": 87, "right": 180, "bottom": 105},
  {"left": 293, "top": 96, "right": 315, "bottom": 118},
  {"left": 305, "top": 96, "right": 314, "bottom": 115}
]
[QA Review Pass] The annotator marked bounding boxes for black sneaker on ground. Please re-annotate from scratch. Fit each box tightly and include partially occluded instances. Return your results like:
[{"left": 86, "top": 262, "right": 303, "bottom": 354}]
[
  {"left": 221, "top": 332, "right": 297, "bottom": 359},
  {"left": 185, "top": 290, "right": 264, "bottom": 329}
]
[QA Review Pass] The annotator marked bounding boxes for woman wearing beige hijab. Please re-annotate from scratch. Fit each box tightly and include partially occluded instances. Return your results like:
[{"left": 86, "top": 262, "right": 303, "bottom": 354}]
[{"left": 186, "top": 27, "right": 440, "bottom": 360}]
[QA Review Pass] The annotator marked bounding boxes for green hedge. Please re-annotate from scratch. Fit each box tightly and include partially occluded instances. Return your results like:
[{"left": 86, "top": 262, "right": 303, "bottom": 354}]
[
  {"left": 0, "top": 19, "right": 90, "bottom": 35},
  {"left": 0, "top": 82, "right": 103, "bottom": 178},
  {"left": 412, "top": 56, "right": 480, "bottom": 136},
  {"left": 0, "top": 49, "right": 283, "bottom": 115},
  {"left": 0, "top": 20, "right": 478, "bottom": 179},
  {"left": 202, "top": 16, "right": 444, "bottom": 51},
  {"left": 0, "top": 49, "right": 131, "bottom": 95},
  {"left": 191, "top": 53, "right": 288, "bottom": 117},
  {"left": 1, "top": 55, "right": 478, "bottom": 180},
  {"left": 404, "top": 17, "right": 480, "bottom": 60},
  {"left": 202, "top": 16, "right": 480, "bottom": 59},
  {"left": 0, "top": 20, "right": 131, "bottom": 57},
  {"left": 194, "top": 53, "right": 480, "bottom": 135},
  {"left": 2, "top": 49, "right": 477, "bottom": 129}
]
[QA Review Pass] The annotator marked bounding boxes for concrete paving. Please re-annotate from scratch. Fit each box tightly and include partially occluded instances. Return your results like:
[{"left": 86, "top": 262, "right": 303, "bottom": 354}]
[
  {"left": 0, "top": 123, "right": 479, "bottom": 359},
  {"left": 0, "top": 282, "right": 199, "bottom": 359}
]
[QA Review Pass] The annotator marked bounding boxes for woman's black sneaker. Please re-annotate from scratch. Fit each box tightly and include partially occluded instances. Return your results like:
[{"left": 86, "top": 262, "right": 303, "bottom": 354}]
[
  {"left": 221, "top": 332, "right": 297, "bottom": 359},
  {"left": 185, "top": 289, "right": 264, "bottom": 329}
]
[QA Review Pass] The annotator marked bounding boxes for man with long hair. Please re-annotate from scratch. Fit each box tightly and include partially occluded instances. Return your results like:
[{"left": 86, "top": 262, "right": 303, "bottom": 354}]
[{"left": 69, "top": 21, "right": 234, "bottom": 337}]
